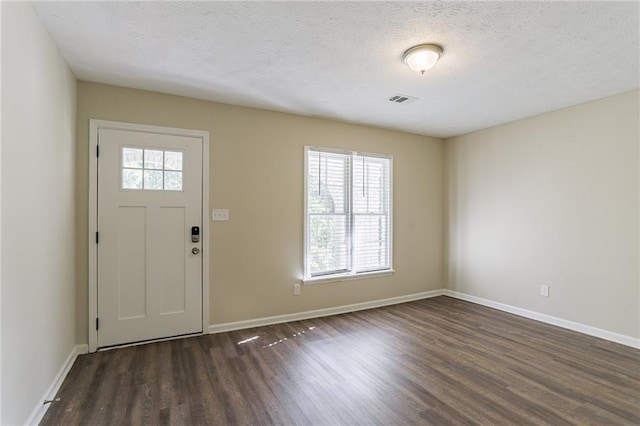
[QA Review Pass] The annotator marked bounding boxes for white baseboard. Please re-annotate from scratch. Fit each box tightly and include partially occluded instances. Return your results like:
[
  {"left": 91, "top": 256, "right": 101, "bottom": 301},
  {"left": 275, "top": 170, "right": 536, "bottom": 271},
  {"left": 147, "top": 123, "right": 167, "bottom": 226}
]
[
  {"left": 26, "top": 343, "right": 88, "bottom": 425},
  {"left": 209, "top": 289, "right": 444, "bottom": 334},
  {"left": 444, "top": 290, "right": 640, "bottom": 349}
]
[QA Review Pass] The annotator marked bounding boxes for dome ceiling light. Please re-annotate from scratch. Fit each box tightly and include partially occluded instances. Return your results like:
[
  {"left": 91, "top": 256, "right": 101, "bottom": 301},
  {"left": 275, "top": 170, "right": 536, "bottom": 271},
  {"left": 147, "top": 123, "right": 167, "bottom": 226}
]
[{"left": 402, "top": 44, "right": 443, "bottom": 74}]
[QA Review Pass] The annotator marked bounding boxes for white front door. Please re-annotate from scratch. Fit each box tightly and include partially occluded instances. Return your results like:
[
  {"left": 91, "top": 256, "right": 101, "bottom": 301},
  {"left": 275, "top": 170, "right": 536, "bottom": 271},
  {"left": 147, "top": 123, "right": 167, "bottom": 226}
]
[{"left": 97, "top": 128, "right": 203, "bottom": 348}]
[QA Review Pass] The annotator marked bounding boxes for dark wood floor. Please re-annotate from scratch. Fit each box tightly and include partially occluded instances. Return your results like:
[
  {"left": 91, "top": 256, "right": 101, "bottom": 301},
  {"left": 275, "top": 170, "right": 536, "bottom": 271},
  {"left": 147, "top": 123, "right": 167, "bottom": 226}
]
[{"left": 41, "top": 296, "right": 639, "bottom": 425}]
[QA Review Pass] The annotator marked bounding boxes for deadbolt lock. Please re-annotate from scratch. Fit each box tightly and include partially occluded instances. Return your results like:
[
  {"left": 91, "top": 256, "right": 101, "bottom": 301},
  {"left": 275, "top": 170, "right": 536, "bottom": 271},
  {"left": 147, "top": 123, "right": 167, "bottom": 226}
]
[{"left": 191, "top": 226, "right": 200, "bottom": 243}]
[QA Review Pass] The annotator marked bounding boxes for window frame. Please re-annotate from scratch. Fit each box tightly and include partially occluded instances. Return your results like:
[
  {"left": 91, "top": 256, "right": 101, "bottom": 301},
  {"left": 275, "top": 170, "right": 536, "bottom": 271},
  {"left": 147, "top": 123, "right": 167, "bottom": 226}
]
[{"left": 303, "top": 146, "right": 394, "bottom": 284}]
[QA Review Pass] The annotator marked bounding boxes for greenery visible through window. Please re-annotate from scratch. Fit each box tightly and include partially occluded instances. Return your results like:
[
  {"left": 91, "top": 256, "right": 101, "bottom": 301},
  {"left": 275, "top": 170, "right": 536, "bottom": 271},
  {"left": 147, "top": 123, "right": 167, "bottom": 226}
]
[
  {"left": 121, "top": 147, "right": 183, "bottom": 191},
  {"left": 305, "top": 147, "right": 392, "bottom": 280}
]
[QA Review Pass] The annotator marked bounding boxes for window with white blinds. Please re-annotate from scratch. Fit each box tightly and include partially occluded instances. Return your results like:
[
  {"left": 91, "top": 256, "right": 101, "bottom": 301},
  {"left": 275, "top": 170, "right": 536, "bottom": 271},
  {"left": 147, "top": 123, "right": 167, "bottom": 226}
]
[{"left": 304, "top": 146, "right": 392, "bottom": 281}]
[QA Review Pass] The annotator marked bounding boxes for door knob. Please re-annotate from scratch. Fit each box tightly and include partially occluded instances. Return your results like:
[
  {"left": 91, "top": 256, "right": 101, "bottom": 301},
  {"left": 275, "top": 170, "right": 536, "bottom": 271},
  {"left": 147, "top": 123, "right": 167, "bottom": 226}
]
[{"left": 192, "top": 247, "right": 200, "bottom": 255}]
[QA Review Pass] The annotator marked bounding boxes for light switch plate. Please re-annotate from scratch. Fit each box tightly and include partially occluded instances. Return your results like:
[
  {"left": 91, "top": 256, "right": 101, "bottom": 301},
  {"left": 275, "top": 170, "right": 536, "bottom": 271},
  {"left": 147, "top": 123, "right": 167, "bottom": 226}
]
[{"left": 212, "top": 209, "right": 229, "bottom": 221}]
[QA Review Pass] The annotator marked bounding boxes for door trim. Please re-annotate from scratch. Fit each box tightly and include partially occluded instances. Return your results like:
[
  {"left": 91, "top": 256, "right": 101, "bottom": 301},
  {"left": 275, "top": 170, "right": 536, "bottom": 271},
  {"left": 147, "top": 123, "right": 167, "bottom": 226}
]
[{"left": 88, "top": 119, "right": 210, "bottom": 352}]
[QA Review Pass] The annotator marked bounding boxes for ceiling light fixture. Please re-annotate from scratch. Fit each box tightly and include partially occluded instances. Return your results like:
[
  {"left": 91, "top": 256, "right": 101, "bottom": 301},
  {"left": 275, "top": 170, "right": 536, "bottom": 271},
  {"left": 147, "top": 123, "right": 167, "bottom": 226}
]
[{"left": 403, "top": 44, "right": 443, "bottom": 74}]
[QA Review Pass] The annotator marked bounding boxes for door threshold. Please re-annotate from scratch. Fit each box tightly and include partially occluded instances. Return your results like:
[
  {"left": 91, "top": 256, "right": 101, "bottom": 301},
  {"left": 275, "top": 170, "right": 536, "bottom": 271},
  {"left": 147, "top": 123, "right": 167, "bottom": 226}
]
[{"left": 97, "top": 331, "right": 204, "bottom": 351}]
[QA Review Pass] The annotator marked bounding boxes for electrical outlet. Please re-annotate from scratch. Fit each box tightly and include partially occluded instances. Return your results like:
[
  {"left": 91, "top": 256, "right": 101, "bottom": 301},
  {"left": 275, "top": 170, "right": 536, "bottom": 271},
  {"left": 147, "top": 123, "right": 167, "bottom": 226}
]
[
  {"left": 540, "top": 285, "right": 550, "bottom": 297},
  {"left": 211, "top": 209, "right": 229, "bottom": 221},
  {"left": 294, "top": 283, "right": 301, "bottom": 296}
]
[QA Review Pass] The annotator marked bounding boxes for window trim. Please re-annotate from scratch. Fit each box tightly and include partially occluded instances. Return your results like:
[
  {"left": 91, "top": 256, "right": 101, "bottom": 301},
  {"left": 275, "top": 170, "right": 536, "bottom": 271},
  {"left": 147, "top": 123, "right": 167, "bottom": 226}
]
[
  {"left": 303, "top": 146, "right": 393, "bottom": 283},
  {"left": 303, "top": 269, "right": 395, "bottom": 285}
]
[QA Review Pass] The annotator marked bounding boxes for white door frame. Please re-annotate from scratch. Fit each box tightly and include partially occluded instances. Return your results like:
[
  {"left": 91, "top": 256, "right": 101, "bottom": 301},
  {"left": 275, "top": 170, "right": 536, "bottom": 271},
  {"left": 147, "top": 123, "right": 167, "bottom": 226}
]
[{"left": 88, "top": 119, "right": 210, "bottom": 353}]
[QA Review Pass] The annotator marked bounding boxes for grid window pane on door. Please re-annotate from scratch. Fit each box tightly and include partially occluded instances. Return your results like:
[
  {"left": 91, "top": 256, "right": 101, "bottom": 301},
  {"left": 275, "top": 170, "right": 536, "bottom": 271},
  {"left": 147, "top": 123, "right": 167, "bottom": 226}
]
[
  {"left": 305, "top": 147, "right": 392, "bottom": 280},
  {"left": 121, "top": 147, "right": 183, "bottom": 191}
]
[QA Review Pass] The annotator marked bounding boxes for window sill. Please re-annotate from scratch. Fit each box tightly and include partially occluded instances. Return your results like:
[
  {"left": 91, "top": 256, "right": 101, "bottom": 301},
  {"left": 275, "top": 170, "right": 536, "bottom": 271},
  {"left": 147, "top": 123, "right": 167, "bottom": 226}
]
[{"left": 303, "top": 269, "right": 395, "bottom": 285}]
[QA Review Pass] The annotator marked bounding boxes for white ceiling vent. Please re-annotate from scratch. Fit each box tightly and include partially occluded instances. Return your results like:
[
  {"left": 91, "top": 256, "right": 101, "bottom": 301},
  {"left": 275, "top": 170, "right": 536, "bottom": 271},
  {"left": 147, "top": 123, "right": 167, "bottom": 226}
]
[{"left": 388, "top": 94, "right": 418, "bottom": 104}]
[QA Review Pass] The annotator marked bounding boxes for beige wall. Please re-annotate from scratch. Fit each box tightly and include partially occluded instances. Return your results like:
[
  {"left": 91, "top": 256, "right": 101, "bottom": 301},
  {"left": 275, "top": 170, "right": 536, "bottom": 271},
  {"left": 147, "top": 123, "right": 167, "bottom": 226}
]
[
  {"left": 446, "top": 90, "right": 640, "bottom": 338},
  {"left": 76, "top": 82, "right": 445, "bottom": 342},
  {"left": 1, "top": 2, "right": 77, "bottom": 423}
]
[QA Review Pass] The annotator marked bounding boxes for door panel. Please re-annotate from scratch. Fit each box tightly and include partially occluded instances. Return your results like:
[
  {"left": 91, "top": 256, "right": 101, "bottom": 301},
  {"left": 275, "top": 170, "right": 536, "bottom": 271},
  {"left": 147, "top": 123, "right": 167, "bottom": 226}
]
[
  {"left": 117, "top": 206, "right": 147, "bottom": 319},
  {"left": 97, "top": 128, "right": 203, "bottom": 348},
  {"left": 157, "top": 206, "right": 186, "bottom": 315}
]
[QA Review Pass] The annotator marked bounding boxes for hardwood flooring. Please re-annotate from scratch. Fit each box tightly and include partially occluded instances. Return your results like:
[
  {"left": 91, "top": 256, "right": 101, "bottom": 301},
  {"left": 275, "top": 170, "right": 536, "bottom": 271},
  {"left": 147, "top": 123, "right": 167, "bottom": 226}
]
[{"left": 41, "top": 296, "right": 640, "bottom": 425}]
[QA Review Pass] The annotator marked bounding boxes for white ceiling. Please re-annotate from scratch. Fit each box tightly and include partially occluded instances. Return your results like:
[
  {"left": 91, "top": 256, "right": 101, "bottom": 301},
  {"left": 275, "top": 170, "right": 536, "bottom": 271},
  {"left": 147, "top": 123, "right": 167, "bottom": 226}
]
[{"left": 33, "top": 1, "right": 639, "bottom": 138}]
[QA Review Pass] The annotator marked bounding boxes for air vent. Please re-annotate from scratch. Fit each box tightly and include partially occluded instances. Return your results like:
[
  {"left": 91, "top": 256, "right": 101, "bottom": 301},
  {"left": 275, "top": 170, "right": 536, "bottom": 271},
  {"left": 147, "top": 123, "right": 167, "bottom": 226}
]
[{"left": 388, "top": 94, "right": 418, "bottom": 104}]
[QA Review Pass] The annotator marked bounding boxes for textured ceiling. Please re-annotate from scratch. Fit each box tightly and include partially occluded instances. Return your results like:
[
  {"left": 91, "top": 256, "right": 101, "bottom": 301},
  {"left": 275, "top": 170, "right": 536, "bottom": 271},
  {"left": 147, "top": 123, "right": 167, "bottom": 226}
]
[{"left": 33, "top": 1, "right": 639, "bottom": 138}]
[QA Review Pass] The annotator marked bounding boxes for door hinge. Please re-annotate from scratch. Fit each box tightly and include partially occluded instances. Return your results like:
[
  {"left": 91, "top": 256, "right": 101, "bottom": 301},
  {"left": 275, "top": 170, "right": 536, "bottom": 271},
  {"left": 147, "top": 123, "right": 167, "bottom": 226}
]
[
  {"left": 96, "top": 232, "right": 99, "bottom": 244},
  {"left": 96, "top": 318, "right": 99, "bottom": 330},
  {"left": 96, "top": 145, "right": 100, "bottom": 157}
]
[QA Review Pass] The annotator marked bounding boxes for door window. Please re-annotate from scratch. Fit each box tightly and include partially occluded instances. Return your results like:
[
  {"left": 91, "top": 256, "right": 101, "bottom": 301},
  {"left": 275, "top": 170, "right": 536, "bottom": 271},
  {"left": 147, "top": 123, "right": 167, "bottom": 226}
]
[{"left": 121, "top": 147, "right": 183, "bottom": 191}]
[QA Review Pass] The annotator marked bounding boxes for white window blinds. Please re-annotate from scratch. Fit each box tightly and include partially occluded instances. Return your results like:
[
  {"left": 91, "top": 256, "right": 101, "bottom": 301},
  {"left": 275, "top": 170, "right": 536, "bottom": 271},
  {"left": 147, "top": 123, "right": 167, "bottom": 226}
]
[
  {"left": 352, "top": 154, "right": 391, "bottom": 273},
  {"left": 305, "top": 147, "right": 392, "bottom": 280}
]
